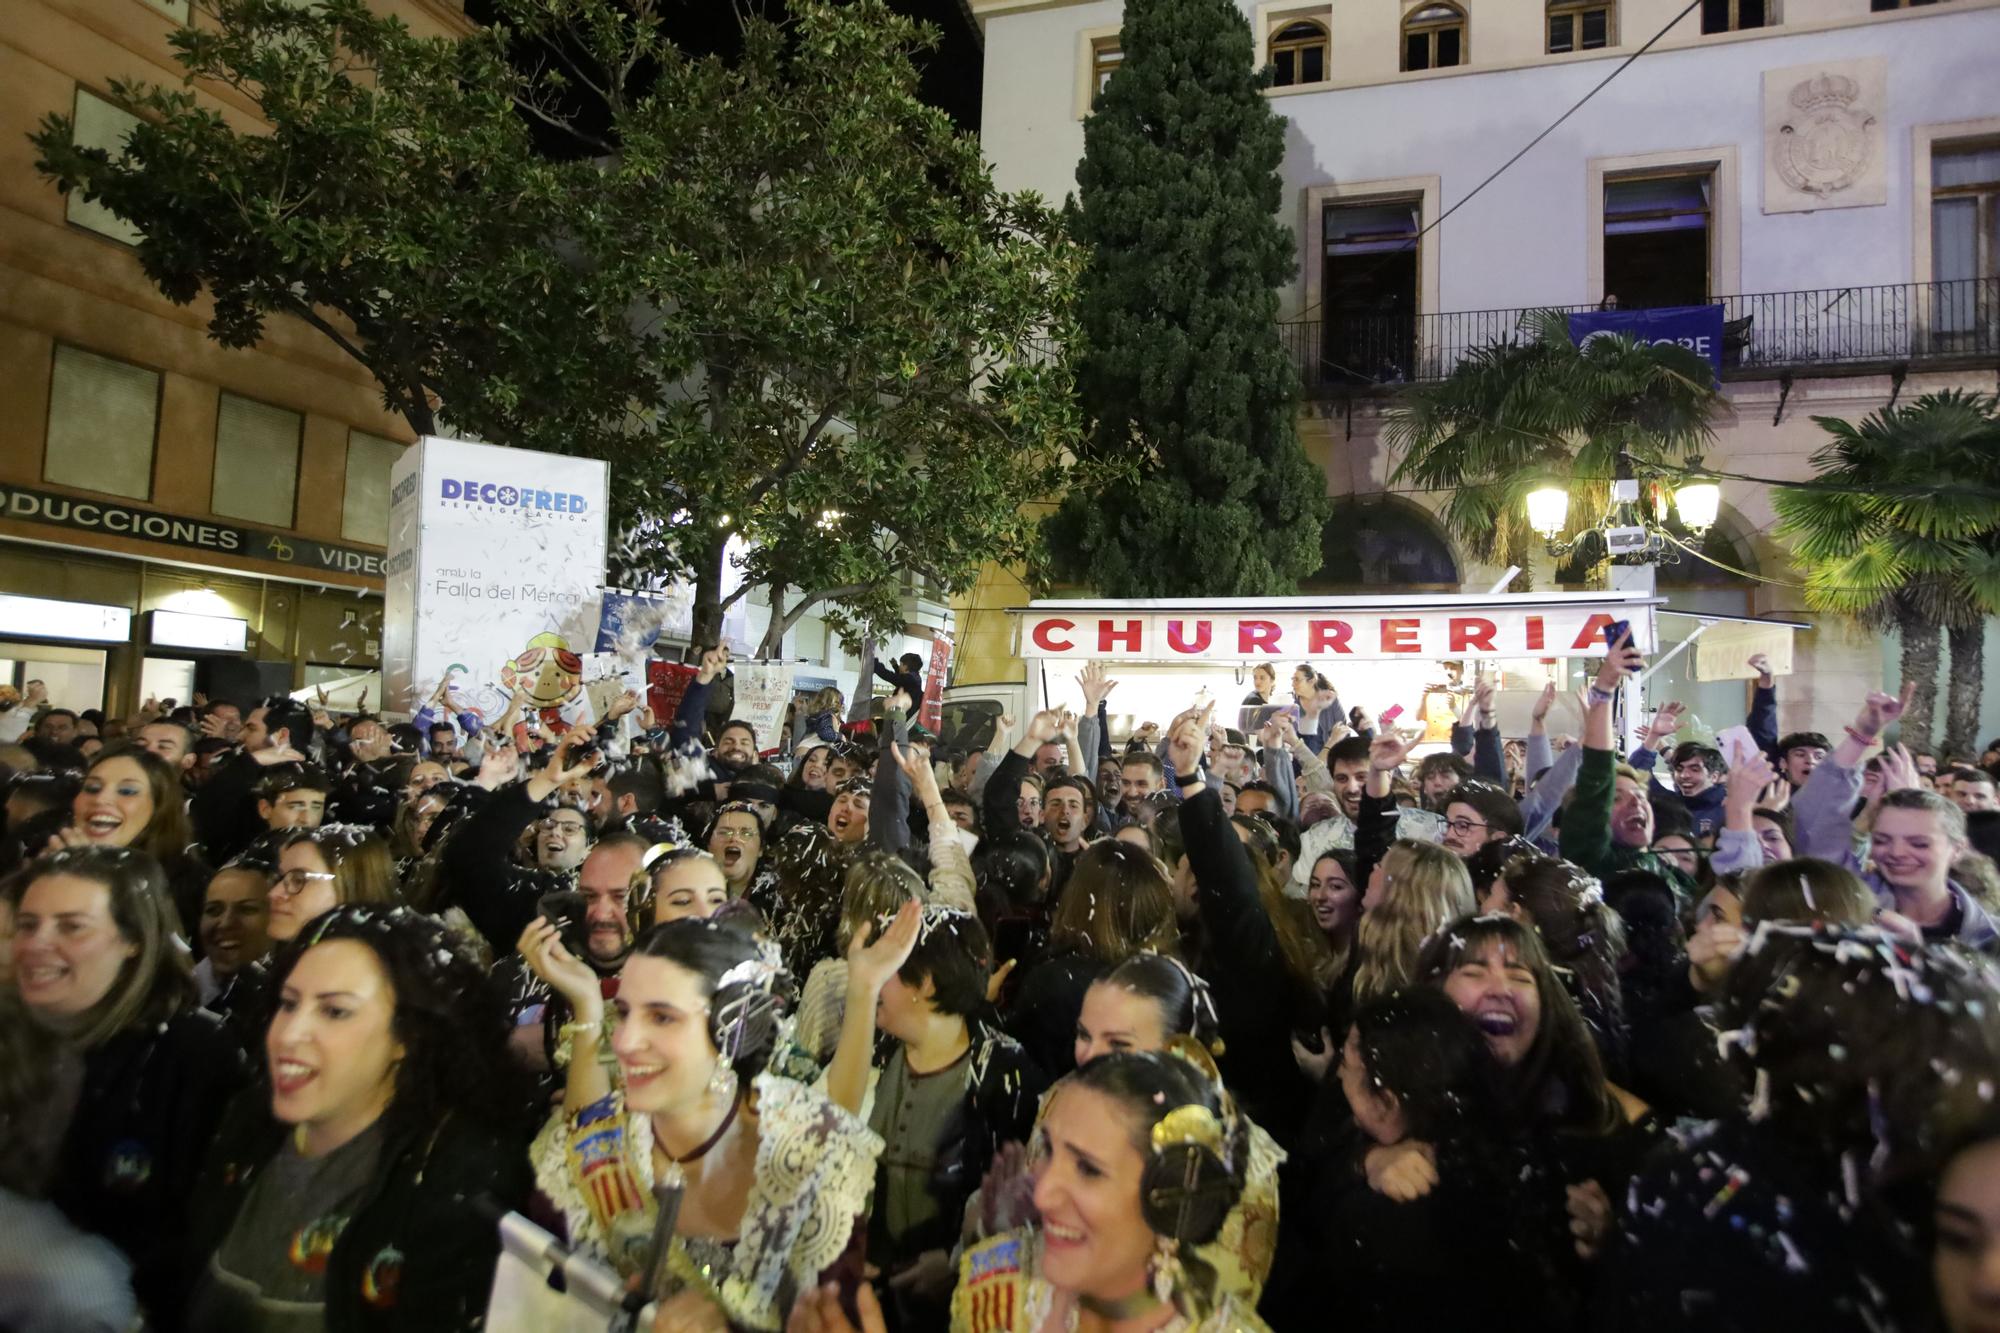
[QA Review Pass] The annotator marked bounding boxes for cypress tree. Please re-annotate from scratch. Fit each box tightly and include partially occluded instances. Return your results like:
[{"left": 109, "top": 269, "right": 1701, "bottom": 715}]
[{"left": 1045, "top": 0, "right": 1328, "bottom": 596}]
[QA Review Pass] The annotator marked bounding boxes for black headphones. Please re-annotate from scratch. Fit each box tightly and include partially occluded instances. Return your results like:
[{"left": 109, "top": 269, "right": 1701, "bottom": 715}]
[{"left": 1136, "top": 1039, "right": 1245, "bottom": 1247}]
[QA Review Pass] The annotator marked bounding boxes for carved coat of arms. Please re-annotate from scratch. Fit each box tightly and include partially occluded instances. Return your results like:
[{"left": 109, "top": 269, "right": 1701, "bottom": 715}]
[{"left": 1775, "top": 72, "right": 1876, "bottom": 198}]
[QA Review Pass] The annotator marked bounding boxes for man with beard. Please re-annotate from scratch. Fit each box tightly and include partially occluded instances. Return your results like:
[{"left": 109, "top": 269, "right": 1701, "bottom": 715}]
[
  {"left": 190, "top": 695, "right": 316, "bottom": 865},
  {"left": 498, "top": 829, "right": 650, "bottom": 1086},
  {"left": 1292, "top": 735, "right": 1372, "bottom": 890},
  {"left": 1559, "top": 633, "right": 1698, "bottom": 904},
  {"left": 436, "top": 729, "right": 601, "bottom": 947}
]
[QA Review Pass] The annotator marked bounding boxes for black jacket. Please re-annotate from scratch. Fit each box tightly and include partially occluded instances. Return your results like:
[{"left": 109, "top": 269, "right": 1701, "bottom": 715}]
[
  {"left": 1002, "top": 947, "right": 1102, "bottom": 1081},
  {"left": 187, "top": 1091, "right": 531, "bottom": 1333},
  {"left": 50, "top": 1008, "right": 252, "bottom": 1330},
  {"left": 1180, "top": 784, "right": 1314, "bottom": 1147},
  {"left": 435, "top": 780, "right": 569, "bottom": 949},
  {"left": 190, "top": 751, "right": 271, "bottom": 866},
  {"left": 1595, "top": 1117, "right": 1925, "bottom": 1333}
]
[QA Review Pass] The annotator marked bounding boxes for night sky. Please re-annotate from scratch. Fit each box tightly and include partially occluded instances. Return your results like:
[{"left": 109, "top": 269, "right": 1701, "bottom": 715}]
[{"left": 463, "top": 0, "right": 987, "bottom": 148}]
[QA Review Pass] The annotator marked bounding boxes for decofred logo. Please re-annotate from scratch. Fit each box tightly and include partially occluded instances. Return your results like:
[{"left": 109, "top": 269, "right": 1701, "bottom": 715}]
[{"left": 438, "top": 479, "right": 590, "bottom": 517}]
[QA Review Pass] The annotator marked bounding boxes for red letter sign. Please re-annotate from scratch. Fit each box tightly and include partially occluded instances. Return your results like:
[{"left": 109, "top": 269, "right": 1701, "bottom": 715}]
[
  {"left": 1031, "top": 619, "right": 1074, "bottom": 653},
  {"left": 1381, "top": 619, "right": 1421, "bottom": 653},
  {"left": 1309, "top": 620, "right": 1353, "bottom": 654},
  {"left": 1449, "top": 618, "right": 1497, "bottom": 653},
  {"left": 1525, "top": 616, "right": 1545, "bottom": 651},
  {"left": 1098, "top": 619, "right": 1143, "bottom": 654},
  {"left": 1570, "top": 614, "right": 1616, "bottom": 651},
  {"left": 1166, "top": 619, "right": 1212, "bottom": 654},
  {"left": 1237, "top": 620, "right": 1282, "bottom": 655}
]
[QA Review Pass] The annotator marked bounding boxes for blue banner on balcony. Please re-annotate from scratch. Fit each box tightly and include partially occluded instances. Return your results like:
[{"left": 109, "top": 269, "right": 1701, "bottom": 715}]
[{"left": 1567, "top": 304, "right": 1724, "bottom": 385}]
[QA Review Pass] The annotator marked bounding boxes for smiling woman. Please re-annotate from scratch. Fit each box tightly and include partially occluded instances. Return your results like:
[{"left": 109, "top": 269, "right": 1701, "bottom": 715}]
[
  {"left": 185, "top": 903, "right": 529, "bottom": 1333},
  {"left": 67, "top": 742, "right": 212, "bottom": 934},
  {"left": 950, "top": 1050, "right": 1270, "bottom": 1332},
  {"left": 0, "top": 848, "right": 250, "bottom": 1328}
]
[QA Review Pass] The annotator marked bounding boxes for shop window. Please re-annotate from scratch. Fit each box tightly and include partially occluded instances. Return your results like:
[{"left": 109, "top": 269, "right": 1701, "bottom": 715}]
[
  {"left": 1603, "top": 170, "right": 1713, "bottom": 309},
  {"left": 1932, "top": 140, "right": 2000, "bottom": 344},
  {"left": 1701, "top": 0, "right": 1771, "bottom": 32},
  {"left": 212, "top": 393, "right": 302, "bottom": 529},
  {"left": 1549, "top": 1, "right": 1613, "bottom": 52},
  {"left": 67, "top": 89, "right": 144, "bottom": 245},
  {"left": 1270, "top": 18, "right": 1330, "bottom": 88},
  {"left": 45, "top": 345, "right": 159, "bottom": 501},
  {"left": 1091, "top": 39, "right": 1123, "bottom": 104},
  {"left": 1402, "top": 3, "right": 1465, "bottom": 72},
  {"left": 342, "top": 430, "right": 404, "bottom": 545}
]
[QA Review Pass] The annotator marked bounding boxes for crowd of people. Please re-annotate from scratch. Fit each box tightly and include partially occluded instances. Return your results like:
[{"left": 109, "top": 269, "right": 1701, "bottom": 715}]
[{"left": 2, "top": 635, "right": 1999, "bottom": 1333}]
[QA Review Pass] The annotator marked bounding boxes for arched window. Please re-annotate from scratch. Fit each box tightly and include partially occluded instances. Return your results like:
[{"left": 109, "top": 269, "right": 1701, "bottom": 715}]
[
  {"left": 1402, "top": 3, "right": 1466, "bottom": 72},
  {"left": 1549, "top": 0, "right": 1614, "bottom": 52},
  {"left": 1311, "top": 499, "right": 1461, "bottom": 590},
  {"left": 1270, "top": 19, "right": 1330, "bottom": 88}
]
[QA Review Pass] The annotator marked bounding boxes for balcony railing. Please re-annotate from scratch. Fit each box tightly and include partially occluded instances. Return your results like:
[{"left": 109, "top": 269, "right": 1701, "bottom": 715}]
[{"left": 1282, "top": 277, "right": 2000, "bottom": 392}]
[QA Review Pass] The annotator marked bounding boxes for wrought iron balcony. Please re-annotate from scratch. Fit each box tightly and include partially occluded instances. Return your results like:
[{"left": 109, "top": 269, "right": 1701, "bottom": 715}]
[{"left": 1282, "top": 277, "right": 2000, "bottom": 393}]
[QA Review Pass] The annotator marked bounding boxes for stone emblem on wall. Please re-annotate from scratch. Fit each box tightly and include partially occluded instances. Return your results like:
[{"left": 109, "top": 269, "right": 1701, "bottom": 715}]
[{"left": 1762, "top": 58, "right": 1886, "bottom": 214}]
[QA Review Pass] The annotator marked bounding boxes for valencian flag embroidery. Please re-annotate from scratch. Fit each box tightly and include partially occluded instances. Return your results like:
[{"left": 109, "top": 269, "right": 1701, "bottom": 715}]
[{"left": 960, "top": 1236, "right": 1024, "bottom": 1333}]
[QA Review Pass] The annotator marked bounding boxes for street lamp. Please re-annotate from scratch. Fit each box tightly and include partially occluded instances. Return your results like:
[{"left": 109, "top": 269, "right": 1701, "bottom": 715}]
[
  {"left": 1673, "top": 481, "right": 1721, "bottom": 536},
  {"left": 1526, "top": 485, "right": 1570, "bottom": 541}
]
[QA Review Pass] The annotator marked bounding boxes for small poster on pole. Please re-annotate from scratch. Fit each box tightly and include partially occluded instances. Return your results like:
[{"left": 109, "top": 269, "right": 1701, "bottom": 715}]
[
  {"left": 920, "top": 632, "right": 954, "bottom": 732},
  {"left": 729, "top": 662, "right": 796, "bottom": 756}
]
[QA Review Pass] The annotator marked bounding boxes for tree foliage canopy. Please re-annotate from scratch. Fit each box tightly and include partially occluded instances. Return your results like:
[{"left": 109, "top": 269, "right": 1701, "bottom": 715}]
[
  {"left": 1384, "top": 311, "right": 1719, "bottom": 579},
  {"left": 34, "top": 0, "right": 1086, "bottom": 650},
  {"left": 1043, "top": 0, "right": 1328, "bottom": 596}
]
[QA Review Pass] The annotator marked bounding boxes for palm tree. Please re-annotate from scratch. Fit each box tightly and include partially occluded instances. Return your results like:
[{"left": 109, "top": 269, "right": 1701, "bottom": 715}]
[
  {"left": 1383, "top": 311, "right": 1720, "bottom": 585},
  {"left": 1772, "top": 391, "right": 2000, "bottom": 756}
]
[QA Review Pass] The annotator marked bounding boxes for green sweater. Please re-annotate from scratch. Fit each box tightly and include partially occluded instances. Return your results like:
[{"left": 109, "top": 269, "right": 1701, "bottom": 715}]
[{"left": 1558, "top": 745, "right": 1697, "bottom": 904}]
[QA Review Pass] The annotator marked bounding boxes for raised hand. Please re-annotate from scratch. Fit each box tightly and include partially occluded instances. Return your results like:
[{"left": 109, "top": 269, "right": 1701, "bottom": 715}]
[
  {"left": 1642, "top": 701, "right": 1688, "bottom": 750},
  {"left": 476, "top": 741, "right": 520, "bottom": 790},
  {"left": 1723, "top": 751, "right": 1776, "bottom": 812},
  {"left": 606, "top": 689, "right": 640, "bottom": 721},
  {"left": 1854, "top": 682, "right": 1917, "bottom": 740},
  {"left": 696, "top": 644, "right": 730, "bottom": 685},
  {"left": 1078, "top": 661, "right": 1118, "bottom": 712},
  {"left": 1594, "top": 630, "right": 1643, "bottom": 692},
  {"left": 1758, "top": 775, "right": 1793, "bottom": 812},
  {"left": 1021, "top": 710, "right": 1062, "bottom": 747},
  {"left": 1878, "top": 742, "right": 1922, "bottom": 795},
  {"left": 1749, "top": 653, "right": 1775, "bottom": 687},
  {"left": 847, "top": 899, "right": 923, "bottom": 994},
  {"left": 1368, "top": 731, "right": 1413, "bottom": 774},
  {"left": 1472, "top": 677, "right": 1497, "bottom": 725},
  {"left": 1167, "top": 704, "right": 1214, "bottom": 776},
  {"left": 518, "top": 917, "right": 601, "bottom": 1014},
  {"left": 1532, "top": 681, "right": 1557, "bottom": 723},
  {"left": 891, "top": 742, "right": 943, "bottom": 807}
]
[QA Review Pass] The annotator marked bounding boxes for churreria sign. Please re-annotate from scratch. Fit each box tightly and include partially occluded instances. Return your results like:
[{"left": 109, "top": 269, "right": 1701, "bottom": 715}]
[{"left": 0, "top": 482, "right": 387, "bottom": 578}]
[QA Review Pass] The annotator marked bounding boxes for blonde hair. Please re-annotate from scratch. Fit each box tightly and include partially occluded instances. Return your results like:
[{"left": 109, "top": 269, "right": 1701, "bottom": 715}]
[
  {"left": 836, "top": 849, "right": 925, "bottom": 951},
  {"left": 1352, "top": 840, "right": 1475, "bottom": 1003},
  {"left": 1050, "top": 841, "right": 1181, "bottom": 965},
  {"left": 282, "top": 826, "right": 400, "bottom": 907}
]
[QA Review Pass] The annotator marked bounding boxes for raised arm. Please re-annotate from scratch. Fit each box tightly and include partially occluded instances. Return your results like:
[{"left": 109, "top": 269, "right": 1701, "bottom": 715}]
[
  {"left": 1746, "top": 653, "right": 1779, "bottom": 756},
  {"left": 1710, "top": 751, "right": 1776, "bottom": 878},
  {"left": 1559, "top": 633, "right": 1642, "bottom": 878},
  {"left": 829, "top": 902, "right": 922, "bottom": 1116},
  {"left": 1468, "top": 679, "right": 1506, "bottom": 784},
  {"left": 893, "top": 744, "right": 976, "bottom": 912},
  {"left": 869, "top": 697, "right": 914, "bottom": 856}
]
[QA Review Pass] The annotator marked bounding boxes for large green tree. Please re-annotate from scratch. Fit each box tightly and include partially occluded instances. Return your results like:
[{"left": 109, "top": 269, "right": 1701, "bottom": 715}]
[
  {"left": 1384, "top": 312, "right": 1718, "bottom": 584},
  {"left": 1042, "top": 0, "right": 1327, "bottom": 596},
  {"left": 34, "top": 0, "right": 1083, "bottom": 655},
  {"left": 1772, "top": 391, "right": 2000, "bottom": 755}
]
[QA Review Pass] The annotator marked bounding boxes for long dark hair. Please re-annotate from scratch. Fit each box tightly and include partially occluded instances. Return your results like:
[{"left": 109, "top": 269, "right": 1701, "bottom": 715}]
[
  {"left": 1499, "top": 855, "right": 1628, "bottom": 1077},
  {"left": 1348, "top": 987, "right": 1501, "bottom": 1147},
  {"left": 270, "top": 903, "right": 526, "bottom": 1137},
  {"left": 1415, "top": 915, "right": 1621, "bottom": 1137},
  {"left": 630, "top": 917, "right": 794, "bottom": 1083},
  {"left": 973, "top": 829, "right": 1052, "bottom": 912}
]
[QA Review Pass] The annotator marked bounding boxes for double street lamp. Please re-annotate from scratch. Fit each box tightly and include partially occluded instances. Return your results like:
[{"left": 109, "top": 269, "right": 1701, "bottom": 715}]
[{"left": 1525, "top": 460, "right": 1719, "bottom": 562}]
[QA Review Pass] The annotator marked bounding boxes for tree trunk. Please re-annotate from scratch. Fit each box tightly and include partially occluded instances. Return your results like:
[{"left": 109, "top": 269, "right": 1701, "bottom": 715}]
[
  {"left": 1946, "top": 621, "right": 1986, "bottom": 760},
  {"left": 687, "top": 533, "right": 728, "bottom": 658},
  {"left": 755, "top": 582, "right": 789, "bottom": 660},
  {"left": 1900, "top": 612, "right": 1942, "bottom": 755}
]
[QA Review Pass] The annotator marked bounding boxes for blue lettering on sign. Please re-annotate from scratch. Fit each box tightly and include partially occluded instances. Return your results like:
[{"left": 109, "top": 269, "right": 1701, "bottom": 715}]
[
  {"left": 436, "top": 476, "right": 590, "bottom": 516},
  {"left": 1567, "top": 305, "right": 1725, "bottom": 386}
]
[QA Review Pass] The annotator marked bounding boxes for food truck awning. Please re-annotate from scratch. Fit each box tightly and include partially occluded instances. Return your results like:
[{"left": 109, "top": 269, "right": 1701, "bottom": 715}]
[{"left": 1010, "top": 592, "right": 1666, "bottom": 663}]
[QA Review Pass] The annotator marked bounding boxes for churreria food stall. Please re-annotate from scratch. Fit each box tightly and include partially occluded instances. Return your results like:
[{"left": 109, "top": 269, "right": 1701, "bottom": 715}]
[{"left": 942, "top": 590, "right": 1805, "bottom": 754}]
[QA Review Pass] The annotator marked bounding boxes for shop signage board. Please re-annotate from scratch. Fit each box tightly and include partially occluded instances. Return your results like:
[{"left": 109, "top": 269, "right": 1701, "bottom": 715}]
[
  {"left": 0, "top": 481, "right": 387, "bottom": 578},
  {"left": 1015, "top": 595, "right": 1659, "bottom": 663},
  {"left": 382, "top": 437, "right": 609, "bottom": 723},
  {"left": 1566, "top": 305, "right": 1725, "bottom": 386}
]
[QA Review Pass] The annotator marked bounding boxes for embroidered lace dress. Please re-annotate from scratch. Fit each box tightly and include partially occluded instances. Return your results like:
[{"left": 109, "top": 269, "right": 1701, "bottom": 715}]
[
  {"left": 530, "top": 1072, "right": 882, "bottom": 1331},
  {"left": 950, "top": 1229, "right": 1272, "bottom": 1333}
]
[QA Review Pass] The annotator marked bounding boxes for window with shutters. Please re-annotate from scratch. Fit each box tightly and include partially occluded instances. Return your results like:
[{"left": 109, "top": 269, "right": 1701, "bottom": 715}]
[
  {"left": 44, "top": 346, "right": 160, "bottom": 500},
  {"left": 212, "top": 394, "right": 303, "bottom": 528}
]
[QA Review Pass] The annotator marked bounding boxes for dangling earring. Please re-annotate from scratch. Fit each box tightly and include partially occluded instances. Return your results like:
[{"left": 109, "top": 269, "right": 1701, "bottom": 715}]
[
  {"left": 1151, "top": 1235, "right": 1181, "bottom": 1306},
  {"left": 709, "top": 1060, "right": 737, "bottom": 1096}
]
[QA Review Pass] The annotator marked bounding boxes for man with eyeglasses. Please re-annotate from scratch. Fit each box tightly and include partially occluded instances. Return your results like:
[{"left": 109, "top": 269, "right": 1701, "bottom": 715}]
[
  {"left": 1439, "top": 781, "right": 1524, "bottom": 858},
  {"left": 438, "top": 728, "right": 603, "bottom": 949}
]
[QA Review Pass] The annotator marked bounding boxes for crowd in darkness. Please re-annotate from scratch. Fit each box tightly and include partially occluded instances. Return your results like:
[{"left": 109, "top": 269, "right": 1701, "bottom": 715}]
[{"left": 1, "top": 635, "right": 1998, "bottom": 1333}]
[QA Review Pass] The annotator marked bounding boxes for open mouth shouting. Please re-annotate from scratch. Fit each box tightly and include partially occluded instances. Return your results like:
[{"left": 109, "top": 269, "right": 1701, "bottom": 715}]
[
  {"left": 273, "top": 1057, "right": 318, "bottom": 1098},
  {"left": 79, "top": 810, "right": 127, "bottom": 841}
]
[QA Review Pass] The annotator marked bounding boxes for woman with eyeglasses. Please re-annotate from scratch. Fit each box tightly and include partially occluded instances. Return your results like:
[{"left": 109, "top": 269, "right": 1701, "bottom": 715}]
[
  {"left": 0, "top": 848, "right": 251, "bottom": 1330},
  {"left": 269, "top": 826, "right": 401, "bottom": 946}
]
